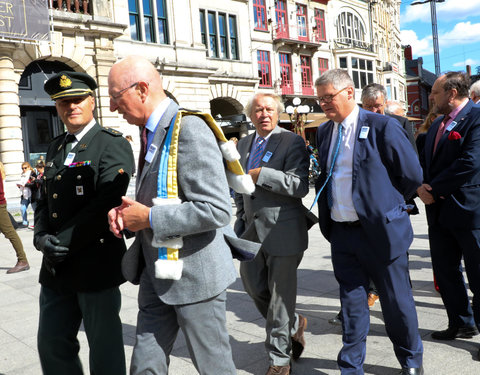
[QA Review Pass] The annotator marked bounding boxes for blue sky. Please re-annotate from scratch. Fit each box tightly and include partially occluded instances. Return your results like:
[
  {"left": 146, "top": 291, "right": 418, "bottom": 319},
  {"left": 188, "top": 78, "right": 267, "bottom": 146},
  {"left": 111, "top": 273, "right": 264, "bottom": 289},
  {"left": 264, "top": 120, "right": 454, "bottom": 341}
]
[{"left": 400, "top": 0, "right": 480, "bottom": 75}]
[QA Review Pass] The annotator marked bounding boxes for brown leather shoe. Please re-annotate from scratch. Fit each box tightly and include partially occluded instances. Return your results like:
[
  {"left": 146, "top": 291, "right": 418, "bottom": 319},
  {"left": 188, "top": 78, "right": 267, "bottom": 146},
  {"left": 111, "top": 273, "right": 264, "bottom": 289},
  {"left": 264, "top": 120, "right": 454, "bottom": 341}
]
[
  {"left": 265, "top": 365, "right": 291, "bottom": 375},
  {"left": 6, "top": 261, "right": 30, "bottom": 274},
  {"left": 292, "top": 314, "right": 307, "bottom": 360},
  {"left": 367, "top": 292, "right": 379, "bottom": 307}
]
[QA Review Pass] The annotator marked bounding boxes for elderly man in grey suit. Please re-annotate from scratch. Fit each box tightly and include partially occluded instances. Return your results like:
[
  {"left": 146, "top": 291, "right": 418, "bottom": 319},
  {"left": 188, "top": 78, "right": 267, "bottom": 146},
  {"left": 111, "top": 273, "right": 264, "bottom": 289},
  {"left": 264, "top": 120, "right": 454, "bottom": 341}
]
[
  {"left": 107, "top": 56, "right": 238, "bottom": 375},
  {"left": 235, "top": 93, "right": 310, "bottom": 375}
]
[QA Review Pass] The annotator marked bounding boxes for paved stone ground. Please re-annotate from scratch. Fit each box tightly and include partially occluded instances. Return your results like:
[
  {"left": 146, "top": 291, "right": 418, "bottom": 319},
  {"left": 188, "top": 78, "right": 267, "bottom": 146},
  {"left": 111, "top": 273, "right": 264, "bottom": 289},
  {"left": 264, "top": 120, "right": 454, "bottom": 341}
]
[{"left": 1, "top": 188, "right": 479, "bottom": 374}]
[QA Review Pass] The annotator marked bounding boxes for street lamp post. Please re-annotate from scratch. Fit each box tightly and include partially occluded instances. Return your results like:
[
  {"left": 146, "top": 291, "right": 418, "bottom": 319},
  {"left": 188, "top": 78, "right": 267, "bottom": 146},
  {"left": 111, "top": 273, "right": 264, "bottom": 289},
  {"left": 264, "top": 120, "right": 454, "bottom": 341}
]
[
  {"left": 286, "top": 97, "right": 309, "bottom": 143},
  {"left": 411, "top": 0, "right": 445, "bottom": 76}
]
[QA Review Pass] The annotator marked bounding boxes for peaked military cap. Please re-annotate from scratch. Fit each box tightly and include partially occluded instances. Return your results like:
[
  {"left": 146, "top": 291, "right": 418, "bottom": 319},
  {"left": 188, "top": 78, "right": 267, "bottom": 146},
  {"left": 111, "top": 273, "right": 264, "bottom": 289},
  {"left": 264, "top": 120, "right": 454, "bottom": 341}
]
[{"left": 44, "top": 71, "right": 97, "bottom": 100}]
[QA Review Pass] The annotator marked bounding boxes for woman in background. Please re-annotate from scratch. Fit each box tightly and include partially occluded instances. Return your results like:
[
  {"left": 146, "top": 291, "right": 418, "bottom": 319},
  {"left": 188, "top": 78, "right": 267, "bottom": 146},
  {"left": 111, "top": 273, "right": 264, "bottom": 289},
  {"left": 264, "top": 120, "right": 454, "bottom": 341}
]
[{"left": 17, "top": 162, "right": 35, "bottom": 228}]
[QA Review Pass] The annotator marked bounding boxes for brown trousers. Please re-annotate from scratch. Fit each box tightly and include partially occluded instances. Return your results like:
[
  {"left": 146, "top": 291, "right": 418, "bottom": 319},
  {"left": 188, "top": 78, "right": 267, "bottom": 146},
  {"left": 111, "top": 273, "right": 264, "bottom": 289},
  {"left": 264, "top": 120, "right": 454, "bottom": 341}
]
[{"left": 0, "top": 204, "right": 27, "bottom": 262}]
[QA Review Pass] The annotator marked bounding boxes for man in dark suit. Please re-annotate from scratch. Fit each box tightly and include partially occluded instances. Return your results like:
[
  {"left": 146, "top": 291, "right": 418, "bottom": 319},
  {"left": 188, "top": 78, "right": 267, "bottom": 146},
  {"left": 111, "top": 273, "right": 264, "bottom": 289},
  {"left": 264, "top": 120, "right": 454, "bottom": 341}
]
[
  {"left": 34, "top": 71, "right": 134, "bottom": 374},
  {"left": 107, "top": 56, "right": 241, "bottom": 375},
  {"left": 315, "top": 69, "right": 424, "bottom": 375},
  {"left": 361, "top": 83, "right": 417, "bottom": 153},
  {"left": 234, "top": 93, "right": 311, "bottom": 375},
  {"left": 417, "top": 72, "right": 480, "bottom": 351}
]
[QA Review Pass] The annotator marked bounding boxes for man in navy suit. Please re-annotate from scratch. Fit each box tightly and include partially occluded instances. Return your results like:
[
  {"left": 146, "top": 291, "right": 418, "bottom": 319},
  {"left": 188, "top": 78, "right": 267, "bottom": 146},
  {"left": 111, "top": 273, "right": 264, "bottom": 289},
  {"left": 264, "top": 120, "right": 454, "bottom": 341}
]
[
  {"left": 418, "top": 72, "right": 480, "bottom": 351},
  {"left": 315, "top": 69, "right": 424, "bottom": 375}
]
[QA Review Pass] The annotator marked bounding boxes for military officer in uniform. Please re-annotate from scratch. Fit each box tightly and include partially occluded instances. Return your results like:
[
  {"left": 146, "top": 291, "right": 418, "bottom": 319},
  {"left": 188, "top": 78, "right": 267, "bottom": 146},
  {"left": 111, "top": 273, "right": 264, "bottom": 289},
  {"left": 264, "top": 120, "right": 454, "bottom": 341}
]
[{"left": 34, "top": 71, "right": 134, "bottom": 375}]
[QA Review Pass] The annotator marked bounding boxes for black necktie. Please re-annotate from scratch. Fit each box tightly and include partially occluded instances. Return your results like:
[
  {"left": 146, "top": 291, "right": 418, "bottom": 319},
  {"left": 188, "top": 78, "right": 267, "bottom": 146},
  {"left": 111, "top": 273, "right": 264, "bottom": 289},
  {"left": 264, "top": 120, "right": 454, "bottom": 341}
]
[{"left": 64, "top": 134, "right": 76, "bottom": 158}]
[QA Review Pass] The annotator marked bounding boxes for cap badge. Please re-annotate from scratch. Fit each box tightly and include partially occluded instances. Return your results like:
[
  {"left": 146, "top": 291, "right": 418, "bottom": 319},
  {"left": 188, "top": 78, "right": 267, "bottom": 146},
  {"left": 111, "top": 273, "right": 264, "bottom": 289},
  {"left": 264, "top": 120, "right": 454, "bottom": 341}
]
[{"left": 59, "top": 75, "right": 72, "bottom": 88}]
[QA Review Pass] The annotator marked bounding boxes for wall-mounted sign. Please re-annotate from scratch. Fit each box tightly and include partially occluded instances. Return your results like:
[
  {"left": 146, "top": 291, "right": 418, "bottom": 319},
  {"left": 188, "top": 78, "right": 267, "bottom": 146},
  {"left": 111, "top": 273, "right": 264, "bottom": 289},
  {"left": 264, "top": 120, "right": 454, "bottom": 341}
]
[{"left": 0, "top": 0, "right": 49, "bottom": 42}]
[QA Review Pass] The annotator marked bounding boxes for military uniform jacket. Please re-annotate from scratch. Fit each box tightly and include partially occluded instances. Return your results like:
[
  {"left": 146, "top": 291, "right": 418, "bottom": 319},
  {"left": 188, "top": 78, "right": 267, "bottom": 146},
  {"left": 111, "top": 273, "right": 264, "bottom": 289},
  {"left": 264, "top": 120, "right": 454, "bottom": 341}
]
[{"left": 34, "top": 123, "right": 134, "bottom": 292}]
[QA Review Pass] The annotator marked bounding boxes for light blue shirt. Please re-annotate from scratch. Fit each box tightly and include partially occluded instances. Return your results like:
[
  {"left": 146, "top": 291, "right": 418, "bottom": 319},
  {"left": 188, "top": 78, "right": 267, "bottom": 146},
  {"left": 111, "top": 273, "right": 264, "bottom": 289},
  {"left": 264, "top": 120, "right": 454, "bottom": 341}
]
[
  {"left": 327, "top": 105, "right": 360, "bottom": 222},
  {"left": 146, "top": 97, "right": 171, "bottom": 227},
  {"left": 145, "top": 97, "right": 172, "bottom": 149}
]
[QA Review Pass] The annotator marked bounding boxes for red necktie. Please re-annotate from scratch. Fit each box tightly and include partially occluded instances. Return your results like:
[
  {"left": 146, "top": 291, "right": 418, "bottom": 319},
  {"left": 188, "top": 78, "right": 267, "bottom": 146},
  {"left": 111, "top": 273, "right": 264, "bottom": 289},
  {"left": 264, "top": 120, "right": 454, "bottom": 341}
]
[
  {"left": 138, "top": 126, "right": 148, "bottom": 174},
  {"left": 433, "top": 115, "right": 450, "bottom": 154}
]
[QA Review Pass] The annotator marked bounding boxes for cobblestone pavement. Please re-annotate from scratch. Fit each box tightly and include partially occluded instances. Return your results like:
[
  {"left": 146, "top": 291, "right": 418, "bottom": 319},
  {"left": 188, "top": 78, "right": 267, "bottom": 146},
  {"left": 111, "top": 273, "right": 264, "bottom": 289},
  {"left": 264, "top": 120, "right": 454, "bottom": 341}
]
[{"left": 1, "top": 188, "right": 479, "bottom": 374}]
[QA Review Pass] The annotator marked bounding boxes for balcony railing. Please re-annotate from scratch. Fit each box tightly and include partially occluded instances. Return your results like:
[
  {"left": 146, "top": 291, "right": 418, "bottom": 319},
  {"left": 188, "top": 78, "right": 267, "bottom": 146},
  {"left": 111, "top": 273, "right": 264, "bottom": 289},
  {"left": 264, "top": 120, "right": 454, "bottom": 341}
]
[
  {"left": 273, "top": 24, "right": 321, "bottom": 45},
  {"left": 334, "top": 38, "right": 374, "bottom": 53},
  {"left": 278, "top": 80, "right": 315, "bottom": 96},
  {"left": 48, "top": 0, "right": 90, "bottom": 15}
]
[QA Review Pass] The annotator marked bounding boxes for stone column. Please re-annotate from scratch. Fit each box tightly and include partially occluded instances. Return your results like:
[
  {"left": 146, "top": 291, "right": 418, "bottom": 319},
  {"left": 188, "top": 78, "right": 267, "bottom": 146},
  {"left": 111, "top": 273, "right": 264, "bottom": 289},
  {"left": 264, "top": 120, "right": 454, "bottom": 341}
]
[{"left": 0, "top": 47, "right": 24, "bottom": 196}]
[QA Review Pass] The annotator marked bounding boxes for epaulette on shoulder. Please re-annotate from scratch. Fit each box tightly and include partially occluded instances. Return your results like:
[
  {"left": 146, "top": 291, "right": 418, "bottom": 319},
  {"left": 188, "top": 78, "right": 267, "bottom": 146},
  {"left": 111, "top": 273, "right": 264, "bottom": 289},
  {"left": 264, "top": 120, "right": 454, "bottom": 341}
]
[{"left": 102, "top": 127, "right": 123, "bottom": 137}]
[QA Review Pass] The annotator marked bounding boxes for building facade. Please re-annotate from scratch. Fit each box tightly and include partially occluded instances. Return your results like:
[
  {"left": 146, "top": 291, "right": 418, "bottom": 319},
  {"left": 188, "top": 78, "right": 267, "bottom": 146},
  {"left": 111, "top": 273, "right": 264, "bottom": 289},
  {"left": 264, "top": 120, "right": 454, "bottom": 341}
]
[{"left": 0, "top": 0, "right": 406, "bottom": 201}]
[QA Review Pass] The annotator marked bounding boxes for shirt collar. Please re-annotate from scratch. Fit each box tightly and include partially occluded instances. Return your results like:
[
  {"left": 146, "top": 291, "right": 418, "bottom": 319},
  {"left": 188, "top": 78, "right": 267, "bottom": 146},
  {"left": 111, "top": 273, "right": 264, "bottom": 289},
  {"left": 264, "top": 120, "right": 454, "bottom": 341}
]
[
  {"left": 68, "top": 118, "right": 96, "bottom": 142},
  {"left": 335, "top": 104, "right": 359, "bottom": 130},
  {"left": 448, "top": 98, "right": 469, "bottom": 120},
  {"left": 145, "top": 97, "right": 172, "bottom": 133}
]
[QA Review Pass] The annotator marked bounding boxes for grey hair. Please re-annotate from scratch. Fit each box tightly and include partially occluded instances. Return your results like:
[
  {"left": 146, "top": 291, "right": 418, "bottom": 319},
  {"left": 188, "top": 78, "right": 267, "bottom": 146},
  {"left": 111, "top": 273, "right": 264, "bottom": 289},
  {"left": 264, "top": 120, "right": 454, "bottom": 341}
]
[
  {"left": 470, "top": 80, "right": 480, "bottom": 96},
  {"left": 244, "top": 93, "right": 285, "bottom": 118},
  {"left": 361, "top": 83, "right": 387, "bottom": 103},
  {"left": 314, "top": 69, "right": 354, "bottom": 90},
  {"left": 385, "top": 101, "right": 402, "bottom": 115}
]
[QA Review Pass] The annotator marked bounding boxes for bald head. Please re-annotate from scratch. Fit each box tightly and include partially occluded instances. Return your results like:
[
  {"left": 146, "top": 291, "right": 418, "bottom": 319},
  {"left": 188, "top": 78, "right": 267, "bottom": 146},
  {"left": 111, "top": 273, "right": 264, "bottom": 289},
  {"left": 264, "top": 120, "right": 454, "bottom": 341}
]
[{"left": 108, "top": 56, "right": 167, "bottom": 126}]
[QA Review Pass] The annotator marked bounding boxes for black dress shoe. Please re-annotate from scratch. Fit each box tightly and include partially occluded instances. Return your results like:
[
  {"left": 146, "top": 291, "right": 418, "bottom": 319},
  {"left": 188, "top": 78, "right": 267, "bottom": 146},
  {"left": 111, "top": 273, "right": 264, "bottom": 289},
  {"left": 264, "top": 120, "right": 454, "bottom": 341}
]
[
  {"left": 399, "top": 367, "right": 423, "bottom": 375},
  {"left": 328, "top": 312, "right": 342, "bottom": 326},
  {"left": 291, "top": 315, "right": 307, "bottom": 360},
  {"left": 431, "top": 325, "right": 479, "bottom": 340}
]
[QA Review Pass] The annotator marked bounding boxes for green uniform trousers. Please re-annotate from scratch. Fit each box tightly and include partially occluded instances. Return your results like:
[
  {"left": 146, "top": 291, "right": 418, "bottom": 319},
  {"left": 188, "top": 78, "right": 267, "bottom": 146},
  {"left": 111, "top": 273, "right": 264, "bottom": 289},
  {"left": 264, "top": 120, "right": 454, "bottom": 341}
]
[{"left": 38, "top": 285, "right": 126, "bottom": 375}]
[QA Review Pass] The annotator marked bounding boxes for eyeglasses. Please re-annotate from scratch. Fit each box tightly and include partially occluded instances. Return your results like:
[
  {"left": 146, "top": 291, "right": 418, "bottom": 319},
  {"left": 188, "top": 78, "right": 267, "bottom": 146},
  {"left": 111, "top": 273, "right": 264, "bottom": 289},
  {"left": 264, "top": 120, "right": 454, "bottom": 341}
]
[
  {"left": 109, "top": 82, "right": 139, "bottom": 101},
  {"left": 22, "top": 167, "right": 28, "bottom": 170},
  {"left": 317, "top": 87, "right": 349, "bottom": 103}
]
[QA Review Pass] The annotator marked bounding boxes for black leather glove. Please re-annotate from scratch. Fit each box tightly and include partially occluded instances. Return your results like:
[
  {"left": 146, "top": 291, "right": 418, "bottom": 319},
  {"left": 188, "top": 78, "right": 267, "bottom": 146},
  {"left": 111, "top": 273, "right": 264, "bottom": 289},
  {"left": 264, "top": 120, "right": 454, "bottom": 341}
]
[{"left": 35, "top": 234, "right": 69, "bottom": 265}]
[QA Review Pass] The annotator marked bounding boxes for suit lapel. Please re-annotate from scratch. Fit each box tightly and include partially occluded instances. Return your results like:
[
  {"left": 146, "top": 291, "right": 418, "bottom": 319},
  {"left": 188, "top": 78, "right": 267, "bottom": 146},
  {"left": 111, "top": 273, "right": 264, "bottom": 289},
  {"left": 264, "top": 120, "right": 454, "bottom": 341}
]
[
  {"left": 352, "top": 109, "right": 368, "bottom": 183},
  {"left": 137, "top": 101, "right": 180, "bottom": 192},
  {"left": 259, "top": 126, "right": 282, "bottom": 167},
  {"left": 430, "top": 100, "right": 473, "bottom": 165},
  {"left": 239, "top": 133, "right": 255, "bottom": 171},
  {"left": 53, "top": 123, "right": 102, "bottom": 172},
  {"left": 318, "top": 120, "right": 334, "bottom": 171}
]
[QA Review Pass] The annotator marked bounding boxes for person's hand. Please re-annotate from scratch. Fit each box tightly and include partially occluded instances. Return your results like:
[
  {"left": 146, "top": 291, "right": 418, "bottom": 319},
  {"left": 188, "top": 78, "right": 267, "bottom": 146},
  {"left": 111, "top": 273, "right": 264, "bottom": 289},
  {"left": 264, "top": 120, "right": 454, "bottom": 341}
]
[
  {"left": 248, "top": 167, "right": 262, "bottom": 184},
  {"left": 108, "top": 196, "right": 150, "bottom": 236},
  {"left": 35, "top": 234, "right": 69, "bottom": 265},
  {"left": 417, "top": 184, "right": 435, "bottom": 205},
  {"left": 108, "top": 199, "right": 130, "bottom": 238}
]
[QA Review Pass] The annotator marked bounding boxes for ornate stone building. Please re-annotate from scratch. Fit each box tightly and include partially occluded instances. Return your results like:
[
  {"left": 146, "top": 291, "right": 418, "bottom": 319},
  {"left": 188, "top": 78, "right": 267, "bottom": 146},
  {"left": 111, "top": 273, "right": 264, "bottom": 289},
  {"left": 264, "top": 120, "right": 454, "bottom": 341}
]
[{"left": 0, "top": 0, "right": 407, "bottom": 201}]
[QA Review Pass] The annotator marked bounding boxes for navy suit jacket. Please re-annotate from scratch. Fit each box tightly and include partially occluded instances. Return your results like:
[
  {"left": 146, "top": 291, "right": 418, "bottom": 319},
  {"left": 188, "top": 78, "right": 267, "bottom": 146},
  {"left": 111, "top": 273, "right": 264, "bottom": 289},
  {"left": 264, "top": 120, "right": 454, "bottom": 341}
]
[
  {"left": 420, "top": 100, "right": 480, "bottom": 228},
  {"left": 315, "top": 108, "right": 422, "bottom": 262}
]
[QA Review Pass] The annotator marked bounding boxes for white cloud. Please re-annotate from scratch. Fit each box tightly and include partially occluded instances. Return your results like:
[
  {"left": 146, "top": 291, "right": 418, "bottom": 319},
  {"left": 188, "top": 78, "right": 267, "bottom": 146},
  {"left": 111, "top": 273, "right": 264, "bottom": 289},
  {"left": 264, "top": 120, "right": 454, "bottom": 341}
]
[
  {"left": 439, "top": 22, "right": 480, "bottom": 47},
  {"left": 400, "top": 29, "right": 433, "bottom": 56},
  {"left": 401, "top": 0, "right": 480, "bottom": 24},
  {"left": 452, "top": 59, "right": 480, "bottom": 68}
]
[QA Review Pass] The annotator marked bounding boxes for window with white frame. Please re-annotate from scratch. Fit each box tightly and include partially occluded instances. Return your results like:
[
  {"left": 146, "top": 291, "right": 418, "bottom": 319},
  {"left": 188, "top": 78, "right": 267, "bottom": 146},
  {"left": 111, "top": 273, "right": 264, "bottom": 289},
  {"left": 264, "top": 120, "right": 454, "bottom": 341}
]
[
  {"left": 339, "top": 56, "right": 374, "bottom": 90},
  {"left": 336, "top": 11, "right": 365, "bottom": 43},
  {"left": 200, "top": 9, "right": 239, "bottom": 60},
  {"left": 128, "top": 0, "right": 169, "bottom": 44}
]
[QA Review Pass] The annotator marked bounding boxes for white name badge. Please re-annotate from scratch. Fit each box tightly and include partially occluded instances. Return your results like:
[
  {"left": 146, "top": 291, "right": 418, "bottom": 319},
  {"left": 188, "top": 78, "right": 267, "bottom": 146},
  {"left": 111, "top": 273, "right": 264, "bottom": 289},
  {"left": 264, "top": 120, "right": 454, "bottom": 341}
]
[
  {"left": 446, "top": 121, "right": 458, "bottom": 132},
  {"left": 262, "top": 151, "right": 273, "bottom": 163},
  {"left": 145, "top": 144, "right": 158, "bottom": 164},
  {"left": 76, "top": 186, "right": 84, "bottom": 195},
  {"left": 359, "top": 126, "right": 370, "bottom": 139},
  {"left": 64, "top": 152, "right": 75, "bottom": 166}
]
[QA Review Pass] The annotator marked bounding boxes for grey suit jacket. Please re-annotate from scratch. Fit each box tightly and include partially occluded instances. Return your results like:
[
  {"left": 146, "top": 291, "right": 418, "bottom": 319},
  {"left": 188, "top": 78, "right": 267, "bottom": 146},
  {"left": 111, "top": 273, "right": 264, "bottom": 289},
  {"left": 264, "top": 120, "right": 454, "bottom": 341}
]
[
  {"left": 234, "top": 125, "right": 311, "bottom": 256},
  {"left": 122, "top": 101, "right": 237, "bottom": 305}
]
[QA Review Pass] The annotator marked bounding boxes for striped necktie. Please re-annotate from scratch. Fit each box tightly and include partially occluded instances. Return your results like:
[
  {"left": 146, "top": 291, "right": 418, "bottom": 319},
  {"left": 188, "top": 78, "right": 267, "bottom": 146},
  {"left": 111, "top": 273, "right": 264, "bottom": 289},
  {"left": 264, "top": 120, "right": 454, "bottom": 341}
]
[{"left": 248, "top": 137, "right": 266, "bottom": 171}]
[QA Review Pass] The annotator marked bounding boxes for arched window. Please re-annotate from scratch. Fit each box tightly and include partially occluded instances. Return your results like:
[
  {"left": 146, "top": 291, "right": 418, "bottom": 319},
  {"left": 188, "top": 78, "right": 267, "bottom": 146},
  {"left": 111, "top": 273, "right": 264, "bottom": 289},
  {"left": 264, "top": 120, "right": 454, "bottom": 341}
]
[{"left": 336, "top": 11, "right": 365, "bottom": 43}]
